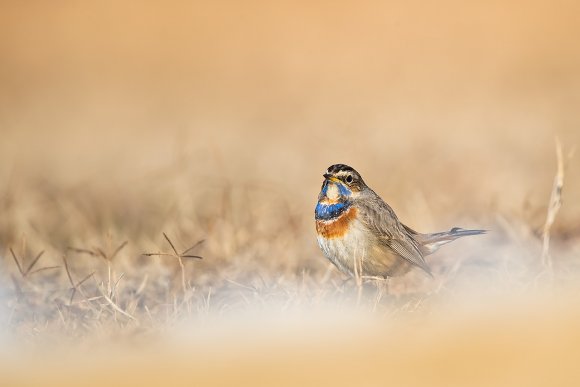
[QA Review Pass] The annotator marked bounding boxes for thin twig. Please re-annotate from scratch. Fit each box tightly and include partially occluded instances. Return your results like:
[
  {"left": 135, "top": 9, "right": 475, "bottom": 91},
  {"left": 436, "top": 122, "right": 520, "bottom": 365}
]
[
  {"left": 67, "top": 240, "right": 128, "bottom": 262},
  {"left": 9, "top": 248, "right": 24, "bottom": 276},
  {"left": 541, "top": 138, "right": 574, "bottom": 272},
  {"left": 163, "top": 232, "right": 179, "bottom": 256},
  {"left": 142, "top": 233, "right": 204, "bottom": 293},
  {"left": 28, "top": 266, "right": 61, "bottom": 276},
  {"left": 181, "top": 239, "right": 205, "bottom": 256},
  {"left": 63, "top": 255, "right": 95, "bottom": 305},
  {"left": 110, "top": 241, "right": 128, "bottom": 261},
  {"left": 67, "top": 247, "right": 99, "bottom": 257},
  {"left": 99, "top": 290, "right": 137, "bottom": 321},
  {"left": 10, "top": 248, "right": 57, "bottom": 278},
  {"left": 25, "top": 250, "right": 45, "bottom": 274}
]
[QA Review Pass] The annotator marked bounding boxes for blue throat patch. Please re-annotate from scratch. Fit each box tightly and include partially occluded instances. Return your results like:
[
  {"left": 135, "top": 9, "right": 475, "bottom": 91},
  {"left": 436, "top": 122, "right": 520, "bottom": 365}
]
[
  {"left": 315, "top": 201, "right": 351, "bottom": 220},
  {"left": 316, "top": 180, "right": 353, "bottom": 220},
  {"left": 320, "top": 179, "right": 351, "bottom": 197},
  {"left": 314, "top": 180, "right": 352, "bottom": 220}
]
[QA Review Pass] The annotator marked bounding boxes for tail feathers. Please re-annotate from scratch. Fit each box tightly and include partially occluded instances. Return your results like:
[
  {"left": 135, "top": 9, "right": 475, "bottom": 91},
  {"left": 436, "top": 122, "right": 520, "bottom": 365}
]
[{"left": 417, "top": 227, "right": 486, "bottom": 255}]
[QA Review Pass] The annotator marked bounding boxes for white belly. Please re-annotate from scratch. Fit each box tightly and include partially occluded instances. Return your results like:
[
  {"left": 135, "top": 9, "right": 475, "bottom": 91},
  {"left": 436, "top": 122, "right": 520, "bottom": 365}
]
[{"left": 316, "top": 218, "right": 371, "bottom": 277}]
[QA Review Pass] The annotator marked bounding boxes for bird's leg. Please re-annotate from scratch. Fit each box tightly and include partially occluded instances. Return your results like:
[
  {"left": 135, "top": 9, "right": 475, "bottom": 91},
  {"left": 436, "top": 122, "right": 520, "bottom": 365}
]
[
  {"left": 339, "top": 276, "right": 354, "bottom": 289},
  {"left": 371, "top": 277, "right": 389, "bottom": 312},
  {"left": 351, "top": 248, "right": 364, "bottom": 306}
]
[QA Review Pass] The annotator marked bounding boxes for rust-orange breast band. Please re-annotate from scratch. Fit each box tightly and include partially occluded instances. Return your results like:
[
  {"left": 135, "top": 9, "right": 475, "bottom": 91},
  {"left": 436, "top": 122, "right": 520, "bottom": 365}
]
[{"left": 316, "top": 207, "right": 358, "bottom": 239}]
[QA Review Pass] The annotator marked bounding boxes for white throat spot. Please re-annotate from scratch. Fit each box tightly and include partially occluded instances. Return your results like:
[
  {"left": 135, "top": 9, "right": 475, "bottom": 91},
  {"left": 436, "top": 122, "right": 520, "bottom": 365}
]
[{"left": 326, "top": 183, "right": 340, "bottom": 200}]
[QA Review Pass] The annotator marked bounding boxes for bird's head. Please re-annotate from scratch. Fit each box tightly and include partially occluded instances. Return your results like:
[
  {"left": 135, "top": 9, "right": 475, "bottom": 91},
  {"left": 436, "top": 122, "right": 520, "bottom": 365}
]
[{"left": 318, "top": 164, "right": 366, "bottom": 203}]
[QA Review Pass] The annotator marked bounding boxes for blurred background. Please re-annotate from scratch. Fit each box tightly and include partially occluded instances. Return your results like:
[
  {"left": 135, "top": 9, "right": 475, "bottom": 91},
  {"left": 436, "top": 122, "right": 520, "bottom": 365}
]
[
  {"left": 2, "top": 1, "right": 579, "bottom": 214},
  {"left": 1, "top": 1, "right": 579, "bottom": 385}
]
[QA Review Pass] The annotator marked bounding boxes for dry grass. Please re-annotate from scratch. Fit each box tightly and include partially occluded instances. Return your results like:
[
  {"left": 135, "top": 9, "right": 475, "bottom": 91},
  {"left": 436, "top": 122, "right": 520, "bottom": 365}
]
[{"left": 1, "top": 1, "right": 580, "bottom": 385}]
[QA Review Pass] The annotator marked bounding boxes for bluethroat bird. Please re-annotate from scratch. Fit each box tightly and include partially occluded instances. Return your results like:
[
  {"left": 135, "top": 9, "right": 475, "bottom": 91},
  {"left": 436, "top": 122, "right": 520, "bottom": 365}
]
[{"left": 315, "top": 164, "right": 485, "bottom": 278}]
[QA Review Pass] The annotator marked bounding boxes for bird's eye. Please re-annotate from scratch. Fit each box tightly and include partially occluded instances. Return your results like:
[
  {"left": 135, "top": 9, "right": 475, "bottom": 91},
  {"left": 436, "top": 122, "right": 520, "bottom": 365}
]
[{"left": 345, "top": 175, "right": 353, "bottom": 183}]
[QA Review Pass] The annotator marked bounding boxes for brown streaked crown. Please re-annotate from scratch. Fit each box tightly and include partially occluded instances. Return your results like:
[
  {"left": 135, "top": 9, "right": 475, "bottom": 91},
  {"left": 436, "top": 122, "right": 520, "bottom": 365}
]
[
  {"left": 324, "top": 164, "right": 366, "bottom": 192},
  {"left": 326, "top": 164, "right": 355, "bottom": 175}
]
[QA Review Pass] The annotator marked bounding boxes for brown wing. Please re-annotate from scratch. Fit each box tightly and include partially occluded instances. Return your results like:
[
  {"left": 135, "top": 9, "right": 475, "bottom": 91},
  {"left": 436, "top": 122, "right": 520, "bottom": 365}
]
[
  {"left": 384, "top": 238, "right": 432, "bottom": 275},
  {"left": 358, "top": 197, "right": 432, "bottom": 275}
]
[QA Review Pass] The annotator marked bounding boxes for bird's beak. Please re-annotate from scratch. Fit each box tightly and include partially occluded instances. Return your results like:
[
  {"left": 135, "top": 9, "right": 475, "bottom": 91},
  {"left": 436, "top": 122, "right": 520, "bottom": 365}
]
[{"left": 323, "top": 173, "right": 339, "bottom": 183}]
